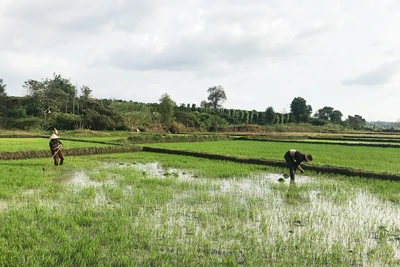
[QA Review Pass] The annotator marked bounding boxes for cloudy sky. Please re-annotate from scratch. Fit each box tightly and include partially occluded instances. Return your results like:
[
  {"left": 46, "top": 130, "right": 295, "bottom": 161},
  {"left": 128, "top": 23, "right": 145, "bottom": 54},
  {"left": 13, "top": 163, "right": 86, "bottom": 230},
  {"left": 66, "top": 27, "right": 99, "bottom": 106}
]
[{"left": 1, "top": 0, "right": 399, "bottom": 122}]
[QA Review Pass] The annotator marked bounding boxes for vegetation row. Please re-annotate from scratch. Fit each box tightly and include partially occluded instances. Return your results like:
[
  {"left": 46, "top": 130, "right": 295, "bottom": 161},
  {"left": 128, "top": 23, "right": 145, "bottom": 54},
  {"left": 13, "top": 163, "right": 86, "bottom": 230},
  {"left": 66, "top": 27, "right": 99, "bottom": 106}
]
[
  {"left": 127, "top": 133, "right": 232, "bottom": 144},
  {"left": 142, "top": 147, "right": 400, "bottom": 181},
  {"left": 0, "top": 74, "right": 389, "bottom": 134},
  {"left": 143, "top": 140, "right": 400, "bottom": 175},
  {"left": 234, "top": 137, "right": 400, "bottom": 149},
  {"left": 309, "top": 136, "right": 400, "bottom": 143},
  {"left": 0, "top": 146, "right": 142, "bottom": 160}
]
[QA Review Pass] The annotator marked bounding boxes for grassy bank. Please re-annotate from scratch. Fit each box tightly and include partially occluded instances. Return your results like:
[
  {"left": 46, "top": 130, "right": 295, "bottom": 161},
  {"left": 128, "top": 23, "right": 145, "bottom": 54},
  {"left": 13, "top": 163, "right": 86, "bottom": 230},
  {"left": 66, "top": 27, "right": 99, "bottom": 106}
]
[{"left": 0, "top": 138, "right": 115, "bottom": 152}]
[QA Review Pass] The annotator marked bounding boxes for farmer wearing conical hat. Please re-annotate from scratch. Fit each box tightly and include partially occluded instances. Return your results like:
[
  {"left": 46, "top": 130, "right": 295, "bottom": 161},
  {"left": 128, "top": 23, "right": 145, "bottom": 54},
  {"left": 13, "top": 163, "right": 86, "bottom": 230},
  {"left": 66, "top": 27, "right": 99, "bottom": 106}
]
[
  {"left": 49, "top": 128, "right": 64, "bottom": 166},
  {"left": 284, "top": 149, "right": 312, "bottom": 180}
]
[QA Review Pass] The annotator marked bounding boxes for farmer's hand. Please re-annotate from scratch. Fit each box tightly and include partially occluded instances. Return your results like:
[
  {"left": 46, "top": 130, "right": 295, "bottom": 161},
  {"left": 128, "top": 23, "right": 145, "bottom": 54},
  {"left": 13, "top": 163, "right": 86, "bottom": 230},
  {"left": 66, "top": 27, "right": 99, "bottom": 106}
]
[{"left": 297, "top": 166, "right": 304, "bottom": 174}]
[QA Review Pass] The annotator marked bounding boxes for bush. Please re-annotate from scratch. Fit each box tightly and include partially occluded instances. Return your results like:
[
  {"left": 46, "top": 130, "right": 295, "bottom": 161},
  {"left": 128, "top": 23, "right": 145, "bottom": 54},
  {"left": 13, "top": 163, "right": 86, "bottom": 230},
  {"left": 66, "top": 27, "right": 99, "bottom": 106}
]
[
  {"left": 309, "top": 118, "right": 328, "bottom": 126},
  {"left": 5, "top": 107, "right": 27, "bottom": 118},
  {"left": 169, "top": 122, "right": 186, "bottom": 134},
  {"left": 55, "top": 113, "right": 82, "bottom": 130},
  {"left": 5, "top": 117, "right": 40, "bottom": 130}
]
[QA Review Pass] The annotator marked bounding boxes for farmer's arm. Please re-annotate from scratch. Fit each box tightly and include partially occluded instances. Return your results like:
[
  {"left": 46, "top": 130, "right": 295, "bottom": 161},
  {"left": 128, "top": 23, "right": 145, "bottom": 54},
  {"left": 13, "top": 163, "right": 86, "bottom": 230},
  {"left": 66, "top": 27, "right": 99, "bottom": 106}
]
[{"left": 297, "top": 165, "right": 304, "bottom": 173}]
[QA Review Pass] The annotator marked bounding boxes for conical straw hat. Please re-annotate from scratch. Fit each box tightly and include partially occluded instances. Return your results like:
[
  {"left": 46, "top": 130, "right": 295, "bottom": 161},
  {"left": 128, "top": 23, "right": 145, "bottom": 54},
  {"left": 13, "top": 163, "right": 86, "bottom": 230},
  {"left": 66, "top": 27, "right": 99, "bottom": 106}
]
[{"left": 50, "top": 134, "right": 59, "bottom": 139}]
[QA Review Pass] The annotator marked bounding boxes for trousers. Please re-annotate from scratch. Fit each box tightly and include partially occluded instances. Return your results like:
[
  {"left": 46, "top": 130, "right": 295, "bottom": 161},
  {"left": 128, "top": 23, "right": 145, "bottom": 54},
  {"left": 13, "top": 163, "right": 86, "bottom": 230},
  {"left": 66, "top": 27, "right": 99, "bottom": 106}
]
[
  {"left": 51, "top": 149, "right": 64, "bottom": 166},
  {"left": 284, "top": 151, "right": 295, "bottom": 180}
]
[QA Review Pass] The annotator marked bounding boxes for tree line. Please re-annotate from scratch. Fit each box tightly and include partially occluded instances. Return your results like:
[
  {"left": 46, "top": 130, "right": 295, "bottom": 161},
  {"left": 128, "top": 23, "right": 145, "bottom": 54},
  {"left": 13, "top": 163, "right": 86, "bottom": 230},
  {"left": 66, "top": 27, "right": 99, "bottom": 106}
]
[{"left": 0, "top": 74, "right": 367, "bottom": 132}]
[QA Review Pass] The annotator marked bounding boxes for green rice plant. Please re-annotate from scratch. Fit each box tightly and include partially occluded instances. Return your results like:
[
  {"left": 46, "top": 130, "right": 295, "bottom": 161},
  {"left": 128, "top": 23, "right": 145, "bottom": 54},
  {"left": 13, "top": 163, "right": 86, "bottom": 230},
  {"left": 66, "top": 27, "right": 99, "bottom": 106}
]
[
  {"left": 78, "top": 186, "right": 97, "bottom": 201},
  {"left": 63, "top": 136, "right": 129, "bottom": 143},
  {"left": 89, "top": 169, "right": 111, "bottom": 182},
  {"left": 91, "top": 152, "right": 274, "bottom": 179},
  {"left": 0, "top": 138, "right": 114, "bottom": 152},
  {"left": 144, "top": 140, "right": 400, "bottom": 174},
  {"left": 1, "top": 152, "right": 400, "bottom": 266}
]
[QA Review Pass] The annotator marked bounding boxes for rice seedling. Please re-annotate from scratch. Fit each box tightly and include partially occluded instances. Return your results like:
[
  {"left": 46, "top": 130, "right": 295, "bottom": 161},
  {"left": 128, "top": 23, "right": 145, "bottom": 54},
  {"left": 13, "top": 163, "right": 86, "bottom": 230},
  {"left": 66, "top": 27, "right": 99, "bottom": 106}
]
[
  {"left": 0, "top": 151, "right": 399, "bottom": 266},
  {"left": 143, "top": 140, "right": 400, "bottom": 174},
  {"left": 0, "top": 138, "right": 114, "bottom": 152}
]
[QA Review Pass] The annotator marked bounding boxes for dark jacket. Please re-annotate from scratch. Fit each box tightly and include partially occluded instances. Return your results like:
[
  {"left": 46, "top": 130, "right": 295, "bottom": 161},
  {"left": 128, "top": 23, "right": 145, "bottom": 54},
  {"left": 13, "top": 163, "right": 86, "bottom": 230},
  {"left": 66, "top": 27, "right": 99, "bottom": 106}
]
[
  {"left": 285, "top": 149, "right": 307, "bottom": 169},
  {"left": 49, "top": 139, "right": 62, "bottom": 153}
]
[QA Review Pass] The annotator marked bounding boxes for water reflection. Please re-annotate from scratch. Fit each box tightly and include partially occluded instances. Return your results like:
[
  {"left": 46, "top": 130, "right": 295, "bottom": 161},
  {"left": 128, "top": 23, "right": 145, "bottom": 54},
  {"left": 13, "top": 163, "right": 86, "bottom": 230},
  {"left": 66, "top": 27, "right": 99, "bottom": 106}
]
[
  {"left": 285, "top": 180, "right": 298, "bottom": 205},
  {"left": 284, "top": 180, "right": 311, "bottom": 205}
]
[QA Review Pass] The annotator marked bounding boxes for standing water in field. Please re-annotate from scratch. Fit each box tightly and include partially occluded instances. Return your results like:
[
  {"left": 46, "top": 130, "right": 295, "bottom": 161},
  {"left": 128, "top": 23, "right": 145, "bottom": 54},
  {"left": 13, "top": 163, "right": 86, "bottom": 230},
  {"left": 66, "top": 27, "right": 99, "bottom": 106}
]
[{"left": 61, "top": 162, "right": 400, "bottom": 265}]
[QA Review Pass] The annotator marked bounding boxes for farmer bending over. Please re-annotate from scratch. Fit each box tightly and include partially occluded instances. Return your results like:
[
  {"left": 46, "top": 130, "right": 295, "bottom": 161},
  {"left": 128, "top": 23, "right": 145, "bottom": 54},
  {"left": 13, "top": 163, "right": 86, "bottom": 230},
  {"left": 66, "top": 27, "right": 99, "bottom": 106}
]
[
  {"left": 284, "top": 149, "right": 312, "bottom": 180},
  {"left": 49, "top": 128, "right": 64, "bottom": 166}
]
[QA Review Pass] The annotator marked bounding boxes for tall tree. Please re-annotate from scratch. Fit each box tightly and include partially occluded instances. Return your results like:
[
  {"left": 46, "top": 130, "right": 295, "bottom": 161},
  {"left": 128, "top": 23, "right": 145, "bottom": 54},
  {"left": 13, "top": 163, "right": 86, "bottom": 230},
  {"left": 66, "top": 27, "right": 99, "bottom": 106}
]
[
  {"left": 0, "top": 79, "right": 6, "bottom": 97},
  {"left": 347, "top": 115, "right": 365, "bottom": 130},
  {"left": 158, "top": 93, "right": 176, "bottom": 127},
  {"left": 200, "top": 100, "right": 211, "bottom": 110},
  {"left": 45, "top": 73, "right": 76, "bottom": 114},
  {"left": 207, "top": 85, "right": 227, "bottom": 110},
  {"left": 265, "top": 106, "right": 275, "bottom": 125},
  {"left": 78, "top": 85, "right": 93, "bottom": 115},
  {"left": 315, "top": 106, "right": 334, "bottom": 120},
  {"left": 23, "top": 74, "right": 76, "bottom": 115},
  {"left": 23, "top": 79, "right": 46, "bottom": 116},
  {"left": 79, "top": 99, "right": 123, "bottom": 130},
  {"left": 0, "top": 79, "right": 8, "bottom": 115},
  {"left": 80, "top": 85, "right": 93, "bottom": 100},
  {"left": 315, "top": 106, "right": 343, "bottom": 124},
  {"left": 290, "top": 97, "right": 312, "bottom": 123},
  {"left": 329, "top": 110, "right": 343, "bottom": 124}
]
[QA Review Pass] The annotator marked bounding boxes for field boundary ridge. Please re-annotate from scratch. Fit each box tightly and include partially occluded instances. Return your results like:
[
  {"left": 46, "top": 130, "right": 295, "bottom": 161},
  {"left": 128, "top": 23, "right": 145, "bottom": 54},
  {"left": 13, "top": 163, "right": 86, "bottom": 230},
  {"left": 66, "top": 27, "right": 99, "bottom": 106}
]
[{"left": 142, "top": 147, "right": 400, "bottom": 181}]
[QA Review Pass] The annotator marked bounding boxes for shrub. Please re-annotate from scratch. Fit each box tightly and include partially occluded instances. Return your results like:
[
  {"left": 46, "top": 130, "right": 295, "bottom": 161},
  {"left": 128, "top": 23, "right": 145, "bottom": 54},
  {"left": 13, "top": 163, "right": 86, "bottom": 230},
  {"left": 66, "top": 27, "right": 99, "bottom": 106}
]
[
  {"left": 55, "top": 113, "right": 82, "bottom": 130},
  {"left": 5, "top": 117, "right": 40, "bottom": 130},
  {"left": 309, "top": 118, "right": 328, "bottom": 126},
  {"left": 169, "top": 122, "right": 186, "bottom": 134},
  {"left": 5, "top": 107, "right": 27, "bottom": 118}
]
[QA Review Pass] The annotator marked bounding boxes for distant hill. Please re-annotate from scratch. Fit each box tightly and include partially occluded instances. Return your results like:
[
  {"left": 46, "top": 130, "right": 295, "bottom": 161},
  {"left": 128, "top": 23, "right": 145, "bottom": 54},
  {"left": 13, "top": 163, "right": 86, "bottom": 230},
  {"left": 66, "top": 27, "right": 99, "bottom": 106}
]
[{"left": 366, "top": 121, "right": 400, "bottom": 129}]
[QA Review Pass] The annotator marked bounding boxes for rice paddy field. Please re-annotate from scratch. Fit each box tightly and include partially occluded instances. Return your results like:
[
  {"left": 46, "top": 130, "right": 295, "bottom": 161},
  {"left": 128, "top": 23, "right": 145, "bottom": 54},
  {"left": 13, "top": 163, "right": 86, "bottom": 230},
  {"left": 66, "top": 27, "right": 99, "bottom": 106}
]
[
  {"left": 0, "top": 132, "right": 400, "bottom": 266},
  {"left": 144, "top": 140, "right": 400, "bottom": 175},
  {"left": 0, "top": 138, "right": 115, "bottom": 152}
]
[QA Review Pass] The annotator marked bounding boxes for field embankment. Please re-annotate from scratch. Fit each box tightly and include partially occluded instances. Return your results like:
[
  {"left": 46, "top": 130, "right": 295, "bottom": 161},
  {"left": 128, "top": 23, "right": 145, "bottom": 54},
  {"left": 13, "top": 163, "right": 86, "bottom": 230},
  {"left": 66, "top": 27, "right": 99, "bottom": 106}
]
[
  {"left": 235, "top": 136, "right": 400, "bottom": 148},
  {"left": 142, "top": 146, "right": 400, "bottom": 181},
  {"left": 0, "top": 146, "right": 142, "bottom": 160}
]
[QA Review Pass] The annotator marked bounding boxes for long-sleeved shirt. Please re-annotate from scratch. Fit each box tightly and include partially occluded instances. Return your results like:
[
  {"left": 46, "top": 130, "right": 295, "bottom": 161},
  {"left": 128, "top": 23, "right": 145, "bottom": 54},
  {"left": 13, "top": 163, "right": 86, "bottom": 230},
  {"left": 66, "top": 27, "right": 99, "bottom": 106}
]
[{"left": 49, "top": 139, "right": 62, "bottom": 153}]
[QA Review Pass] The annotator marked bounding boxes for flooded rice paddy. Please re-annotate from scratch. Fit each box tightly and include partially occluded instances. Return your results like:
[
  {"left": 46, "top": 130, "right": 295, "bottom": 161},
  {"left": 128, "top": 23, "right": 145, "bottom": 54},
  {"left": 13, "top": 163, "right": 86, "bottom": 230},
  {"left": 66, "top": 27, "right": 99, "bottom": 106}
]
[
  {"left": 57, "top": 162, "right": 400, "bottom": 265},
  {"left": 4, "top": 161, "right": 400, "bottom": 265}
]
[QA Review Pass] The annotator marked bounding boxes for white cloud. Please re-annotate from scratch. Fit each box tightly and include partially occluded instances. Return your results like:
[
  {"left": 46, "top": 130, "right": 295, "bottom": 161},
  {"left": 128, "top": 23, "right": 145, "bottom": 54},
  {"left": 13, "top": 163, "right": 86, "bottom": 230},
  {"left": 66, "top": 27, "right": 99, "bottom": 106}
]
[
  {"left": 342, "top": 60, "right": 400, "bottom": 86},
  {"left": 1, "top": 0, "right": 400, "bottom": 121}
]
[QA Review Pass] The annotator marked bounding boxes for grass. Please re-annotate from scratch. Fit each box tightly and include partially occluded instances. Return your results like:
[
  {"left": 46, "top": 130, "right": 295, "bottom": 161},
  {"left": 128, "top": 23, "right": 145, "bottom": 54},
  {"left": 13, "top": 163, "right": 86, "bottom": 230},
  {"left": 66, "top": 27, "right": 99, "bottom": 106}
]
[
  {"left": 143, "top": 140, "right": 400, "bottom": 174},
  {"left": 0, "top": 132, "right": 399, "bottom": 265},
  {"left": 0, "top": 138, "right": 115, "bottom": 152},
  {"left": 64, "top": 136, "right": 128, "bottom": 142},
  {"left": 0, "top": 152, "right": 400, "bottom": 266},
  {"left": 298, "top": 139, "right": 400, "bottom": 145}
]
